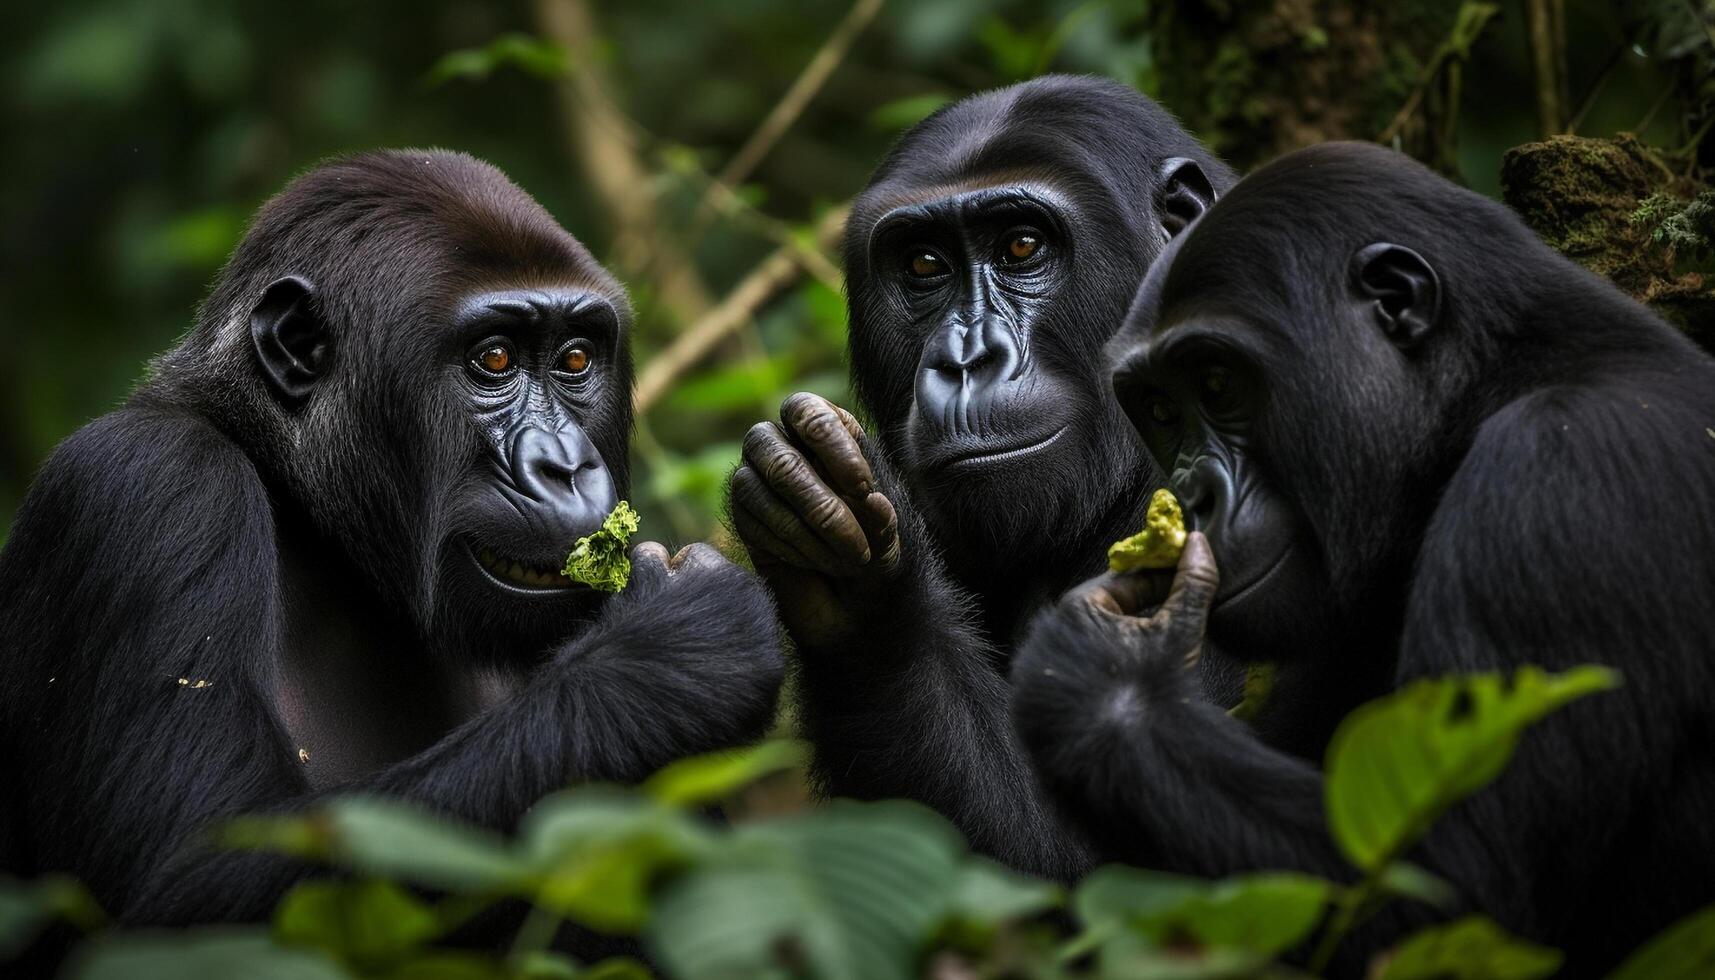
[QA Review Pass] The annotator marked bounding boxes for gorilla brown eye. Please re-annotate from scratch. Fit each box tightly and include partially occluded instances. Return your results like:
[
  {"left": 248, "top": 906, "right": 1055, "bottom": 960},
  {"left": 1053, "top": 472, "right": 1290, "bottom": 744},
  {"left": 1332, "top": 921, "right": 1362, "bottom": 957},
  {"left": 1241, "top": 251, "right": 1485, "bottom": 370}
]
[
  {"left": 1004, "top": 234, "right": 1040, "bottom": 263},
  {"left": 562, "top": 347, "right": 591, "bottom": 374},
  {"left": 1149, "top": 399, "right": 1178, "bottom": 424},
  {"left": 908, "top": 251, "right": 946, "bottom": 278},
  {"left": 475, "top": 345, "right": 512, "bottom": 374}
]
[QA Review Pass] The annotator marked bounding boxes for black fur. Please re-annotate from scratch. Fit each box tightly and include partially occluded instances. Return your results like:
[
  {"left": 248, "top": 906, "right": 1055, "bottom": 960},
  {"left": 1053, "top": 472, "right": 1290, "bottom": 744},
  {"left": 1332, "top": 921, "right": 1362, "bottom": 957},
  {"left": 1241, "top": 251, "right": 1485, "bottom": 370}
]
[
  {"left": 798, "top": 77, "right": 1236, "bottom": 879},
  {"left": 0, "top": 150, "right": 783, "bottom": 934},
  {"left": 1012, "top": 142, "right": 1715, "bottom": 975}
]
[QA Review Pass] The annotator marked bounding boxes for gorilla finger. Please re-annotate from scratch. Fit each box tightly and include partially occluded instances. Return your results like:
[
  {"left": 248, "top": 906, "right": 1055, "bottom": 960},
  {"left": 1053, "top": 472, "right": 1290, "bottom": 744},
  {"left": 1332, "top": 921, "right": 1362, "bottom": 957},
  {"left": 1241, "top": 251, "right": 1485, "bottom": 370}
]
[
  {"left": 742, "top": 421, "right": 870, "bottom": 564},
  {"left": 1160, "top": 532, "right": 1220, "bottom": 648},
  {"left": 852, "top": 490, "right": 901, "bottom": 571},
  {"left": 780, "top": 392, "right": 876, "bottom": 499},
  {"left": 633, "top": 541, "right": 671, "bottom": 569},
  {"left": 1090, "top": 569, "right": 1176, "bottom": 618},
  {"left": 730, "top": 467, "right": 847, "bottom": 574},
  {"left": 669, "top": 542, "right": 727, "bottom": 575},
  {"left": 729, "top": 498, "right": 811, "bottom": 570}
]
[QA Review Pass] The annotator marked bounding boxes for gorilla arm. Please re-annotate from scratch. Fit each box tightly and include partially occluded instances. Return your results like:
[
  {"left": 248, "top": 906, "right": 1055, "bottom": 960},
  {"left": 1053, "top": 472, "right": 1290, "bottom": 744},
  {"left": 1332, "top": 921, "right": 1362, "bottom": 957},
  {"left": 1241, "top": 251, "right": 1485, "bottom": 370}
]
[
  {"left": 0, "top": 409, "right": 783, "bottom": 925},
  {"left": 729, "top": 393, "right": 1091, "bottom": 880}
]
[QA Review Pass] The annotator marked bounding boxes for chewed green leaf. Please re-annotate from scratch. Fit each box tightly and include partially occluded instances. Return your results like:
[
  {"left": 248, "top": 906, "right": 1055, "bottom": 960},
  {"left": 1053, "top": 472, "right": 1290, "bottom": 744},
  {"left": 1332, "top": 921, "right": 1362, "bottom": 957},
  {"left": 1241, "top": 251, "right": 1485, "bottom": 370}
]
[
  {"left": 563, "top": 501, "right": 641, "bottom": 592},
  {"left": 1325, "top": 666, "right": 1620, "bottom": 872}
]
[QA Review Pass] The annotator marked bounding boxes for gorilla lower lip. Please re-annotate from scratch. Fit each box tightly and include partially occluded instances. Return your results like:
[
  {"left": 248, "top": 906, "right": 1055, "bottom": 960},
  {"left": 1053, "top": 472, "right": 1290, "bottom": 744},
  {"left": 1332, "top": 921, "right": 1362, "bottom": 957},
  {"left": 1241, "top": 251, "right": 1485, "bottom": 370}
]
[
  {"left": 945, "top": 427, "right": 1066, "bottom": 469},
  {"left": 475, "top": 547, "right": 575, "bottom": 591}
]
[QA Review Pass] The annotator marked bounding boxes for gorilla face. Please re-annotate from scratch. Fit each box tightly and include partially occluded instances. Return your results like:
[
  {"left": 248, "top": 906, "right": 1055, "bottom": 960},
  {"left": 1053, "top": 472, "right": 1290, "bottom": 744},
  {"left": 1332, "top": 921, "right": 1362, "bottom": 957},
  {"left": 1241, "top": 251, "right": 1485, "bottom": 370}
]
[
  {"left": 450, "top": 289, "right": 623, "bottom": 598},
  {"left": 868, "top": 182, "right": 1084, "bottom": 486}
]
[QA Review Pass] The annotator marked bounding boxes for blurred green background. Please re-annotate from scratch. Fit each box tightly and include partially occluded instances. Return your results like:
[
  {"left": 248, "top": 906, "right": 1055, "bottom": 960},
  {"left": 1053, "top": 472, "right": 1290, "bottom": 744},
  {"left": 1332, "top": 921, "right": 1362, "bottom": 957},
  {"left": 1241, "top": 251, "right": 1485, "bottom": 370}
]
[{"left": 1, "top": 0, "right": 1707, "bottom": 547}]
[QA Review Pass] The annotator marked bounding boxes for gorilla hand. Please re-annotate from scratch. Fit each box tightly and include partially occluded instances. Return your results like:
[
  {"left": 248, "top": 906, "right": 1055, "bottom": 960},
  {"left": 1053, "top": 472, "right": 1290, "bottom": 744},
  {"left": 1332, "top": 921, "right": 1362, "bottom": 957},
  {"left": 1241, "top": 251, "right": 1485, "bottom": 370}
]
[
  {"left": 577, "top": 540, "right": 786, "bottom": 754},
  {"left": 1015, "top": 532, "right": 1220, "bottom": 709},
  {"left": 730, "top": 391, "right": 901, "bottom": 645}
]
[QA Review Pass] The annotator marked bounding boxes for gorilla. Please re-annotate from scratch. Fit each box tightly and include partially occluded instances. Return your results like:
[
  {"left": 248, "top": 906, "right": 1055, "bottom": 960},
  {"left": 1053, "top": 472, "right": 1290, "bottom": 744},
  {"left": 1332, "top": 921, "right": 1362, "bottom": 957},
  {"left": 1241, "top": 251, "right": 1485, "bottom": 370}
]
[
  {"left": 1011, "top": 142, "right": 1715, "bottom": 975},
  {"left": 727, "top": 76, "right": 1236, "bottom": 878},
  {"left": 0, "top": 151, "right": 784, "bottom": 928}
]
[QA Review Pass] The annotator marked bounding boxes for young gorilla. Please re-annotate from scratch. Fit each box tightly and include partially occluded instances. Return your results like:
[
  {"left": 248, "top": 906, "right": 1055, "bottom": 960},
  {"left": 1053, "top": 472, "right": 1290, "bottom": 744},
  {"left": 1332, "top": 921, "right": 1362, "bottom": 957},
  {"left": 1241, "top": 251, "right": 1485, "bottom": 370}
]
[
  {"left": 0, "top": 151, "right": 784, "bottom": 925},
  {"left": 727, "top": 76, "right": 1236, "bottom": 879},
  {"left": 1011, "top": 142, "right": 1715, "bottom": 973}
]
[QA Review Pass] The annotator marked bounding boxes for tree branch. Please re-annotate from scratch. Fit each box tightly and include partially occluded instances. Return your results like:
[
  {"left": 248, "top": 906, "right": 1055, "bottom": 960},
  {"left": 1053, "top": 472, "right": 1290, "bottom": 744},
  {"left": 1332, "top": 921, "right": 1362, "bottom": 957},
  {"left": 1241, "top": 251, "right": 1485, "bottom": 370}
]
[
  {"left": 634, "top": 205, "right": 848, "bottom": 415},
  {"left": 533, "top": 0, "right": 712, "bottom": 324}
]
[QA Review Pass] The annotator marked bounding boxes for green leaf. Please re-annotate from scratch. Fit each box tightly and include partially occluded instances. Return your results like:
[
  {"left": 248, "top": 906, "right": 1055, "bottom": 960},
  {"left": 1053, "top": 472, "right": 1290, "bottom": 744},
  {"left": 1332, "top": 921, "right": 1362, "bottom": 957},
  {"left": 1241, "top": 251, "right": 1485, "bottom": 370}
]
[
  {"left": 934, "top": 858, "right": 1062, "bottom": 950},
  {"left": 518, "top": 791, "right": 711, "bottom": 934},
  {"left": 71, "top": 930, "right": 353, "bottom": 980},
  {"left": 644, "top": 740, "right": 809, "bottom": 807},
  {"left": 867, "top": 93, "right": 952, "bottom": 131},
  {"left": 381, "top": 951, "right": 509, "bottom": 979},
  {"left": 1324, "top": 666, "right": 1620, "bottom": 871},
  {"left": 273, "top": 879, "right": 440, "bottom": 969},
  {"left": 223, "top": 799, "right": 526, "bottom": 893},
  {"left": 1604, "top": 903, "right": 1715, "bottom": 980},
  {"left": 648, "top": 801, "right": 964, "bottom": 980},
  {"left": 576, "top": 957, "right": 656, "bottom": 980},
  {"left": 664, "top": 357, "right": 797, "bottom": 413},
  {"left": 425, "top": 34, "right": 570, "bottom": 87},
  {"left": 0, "top": 874, "right": 105, "bottom": 958},
  {"left": 1376, "top": 915, "right": 1561, "bottom": 980},
  {"left": 1073, "top": 866, "right": 1207, "bottom": 940},
  {"left": 562, "top": 501, "right": 641, "bottom": 593}
]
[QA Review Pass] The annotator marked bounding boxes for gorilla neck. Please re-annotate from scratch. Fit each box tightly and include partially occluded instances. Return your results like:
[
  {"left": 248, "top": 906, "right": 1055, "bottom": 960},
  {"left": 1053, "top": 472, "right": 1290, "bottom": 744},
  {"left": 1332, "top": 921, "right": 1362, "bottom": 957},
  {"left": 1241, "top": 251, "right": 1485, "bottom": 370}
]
[
  {"left": 923, "top": 476, "right": 1155, "bottom": 646},
  {"left": 271, "top": 512, "right": 525, "bottom": 791}
]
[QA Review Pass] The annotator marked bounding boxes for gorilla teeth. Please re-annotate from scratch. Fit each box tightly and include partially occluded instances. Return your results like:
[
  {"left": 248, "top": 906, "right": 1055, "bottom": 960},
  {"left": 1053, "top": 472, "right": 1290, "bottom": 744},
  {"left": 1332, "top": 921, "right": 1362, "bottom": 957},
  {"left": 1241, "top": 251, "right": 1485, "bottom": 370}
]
[{"left": 476, "top": 547, "right": 573, "bottom": 590}]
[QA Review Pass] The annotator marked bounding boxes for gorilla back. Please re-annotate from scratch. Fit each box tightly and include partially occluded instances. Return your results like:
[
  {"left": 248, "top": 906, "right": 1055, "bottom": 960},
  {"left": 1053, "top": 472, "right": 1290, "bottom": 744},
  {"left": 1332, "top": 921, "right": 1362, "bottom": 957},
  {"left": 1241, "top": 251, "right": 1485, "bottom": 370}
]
[
  {"left": 0, "top": 150, "right": 783, "bottom": 930},
  {"left": 1012, "top": 143, "right": 1715, "bottom": 974}
]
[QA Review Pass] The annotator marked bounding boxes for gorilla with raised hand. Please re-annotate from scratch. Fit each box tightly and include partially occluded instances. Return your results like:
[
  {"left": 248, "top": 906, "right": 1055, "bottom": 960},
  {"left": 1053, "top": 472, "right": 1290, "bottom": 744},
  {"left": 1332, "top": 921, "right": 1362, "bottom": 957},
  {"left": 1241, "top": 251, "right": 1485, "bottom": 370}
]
[
  {"left": 727, "top": 76, "right": 1235, "bottom": 879},
  {"left": 0, "top": 151, "right": 784, "bottom": 926},
  {"left": 1012, "top": 142, "right": 1715, "bottom": 974}
]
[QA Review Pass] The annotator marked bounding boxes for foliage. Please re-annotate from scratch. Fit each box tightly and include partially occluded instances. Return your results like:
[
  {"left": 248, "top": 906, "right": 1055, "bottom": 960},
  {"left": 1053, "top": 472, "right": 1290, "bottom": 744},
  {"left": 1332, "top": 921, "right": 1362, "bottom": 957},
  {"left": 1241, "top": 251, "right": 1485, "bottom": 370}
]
[
  {"left": 562, "top": 501, "right": 641, "bottom": 593},
  {"left": 8, "top": 667, "right": 1708, "bottom": 978}
]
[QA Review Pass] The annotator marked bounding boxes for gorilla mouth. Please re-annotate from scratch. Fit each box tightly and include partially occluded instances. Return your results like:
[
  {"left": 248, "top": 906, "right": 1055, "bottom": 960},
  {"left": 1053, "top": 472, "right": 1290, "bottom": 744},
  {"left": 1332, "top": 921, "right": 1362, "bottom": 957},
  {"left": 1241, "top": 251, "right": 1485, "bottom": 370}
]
[
  {"left": 942, "top": 426, "right": 1067, "bottom": 471},
  {"left": 472, "top": 547, "right": 578, "bottom": 592}
]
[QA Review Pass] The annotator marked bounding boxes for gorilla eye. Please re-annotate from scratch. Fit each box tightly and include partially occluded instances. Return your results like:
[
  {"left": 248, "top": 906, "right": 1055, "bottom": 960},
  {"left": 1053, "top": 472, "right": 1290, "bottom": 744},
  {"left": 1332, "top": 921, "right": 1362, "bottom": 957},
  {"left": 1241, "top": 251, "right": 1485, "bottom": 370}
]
[
  {"left": 472, "top": 344, "right": 514, "bottom": 376},
  {"left": 1001, "top": 233, "right": 1041, "bottom": 265},
  {"left": 1149, "top": 398, "right": 1179, "bottom": 425},
  {"left": 1202, "top": 367, "right": 1230, "bottom": 397},
  {"left": 907, "top": 250, "right": 947, "bottom": 278},
  {"left": 561, "top": 347, "right": 591, "bottom": 374}
]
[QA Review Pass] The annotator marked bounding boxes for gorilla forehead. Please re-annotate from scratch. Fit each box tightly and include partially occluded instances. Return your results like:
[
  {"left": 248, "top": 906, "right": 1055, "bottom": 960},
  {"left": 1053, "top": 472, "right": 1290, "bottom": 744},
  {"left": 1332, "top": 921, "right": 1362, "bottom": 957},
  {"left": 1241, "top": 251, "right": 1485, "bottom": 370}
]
[
  {"left": 202, "top": 149, "right": 625, "bottom": 346},
  {"left": 847, "top": 75, "right": 1230, "bottom": 257}
]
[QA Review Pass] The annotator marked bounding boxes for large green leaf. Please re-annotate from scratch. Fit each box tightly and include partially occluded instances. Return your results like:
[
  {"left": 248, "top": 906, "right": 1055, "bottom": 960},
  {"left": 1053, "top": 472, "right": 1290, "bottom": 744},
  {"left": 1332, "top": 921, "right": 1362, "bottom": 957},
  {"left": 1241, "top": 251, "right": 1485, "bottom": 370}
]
[
  {"left": 1604, "top": 903, "right": 1715, "bottom": 980},
  {"left": 0, "top": 874, "right": 104, "bottom": 958},
  {"left": 1324, "top": 667, "right": 1620, "bottom": 871},
  {"left": 71, "top": 930, "right": 352, "bottom": 980},
  {"left": 644, "top": 740, "right": 809, "bottom": 807},
  {"left": 518, "top": 791, "right": 713, "bottom": 933},
  {"left": 648, "top": 800, "right": 964, "bottom": 980},
  {"left": 933, "top": 858, "right": 1063, "bottom": 951},
  {"left": 273, "top": 879, "right": 441, "bottom": 970},
  {"left": 1376, "top": 915, "right": 1561, "bottom": 980}
]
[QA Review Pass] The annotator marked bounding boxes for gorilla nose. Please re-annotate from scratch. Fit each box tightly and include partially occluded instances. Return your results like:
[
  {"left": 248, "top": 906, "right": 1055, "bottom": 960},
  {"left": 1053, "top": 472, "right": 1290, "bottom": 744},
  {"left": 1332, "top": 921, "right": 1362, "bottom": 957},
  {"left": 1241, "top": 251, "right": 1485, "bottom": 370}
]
[
  {"left": 511, "top": 425, "right": 617, "bottom": 524},
  {"left": 918, "top": 319, "right": 1024, "bottom": 428},
  {"left": 1171, "top": 456, "right": 1234, "bottom": 540}
]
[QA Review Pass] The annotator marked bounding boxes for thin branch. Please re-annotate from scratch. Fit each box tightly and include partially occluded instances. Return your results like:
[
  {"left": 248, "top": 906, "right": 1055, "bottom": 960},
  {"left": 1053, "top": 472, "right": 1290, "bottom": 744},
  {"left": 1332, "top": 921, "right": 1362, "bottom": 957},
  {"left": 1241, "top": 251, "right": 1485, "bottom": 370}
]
[
  {"left": 534, "top": 0, "right": 712, "bottom": 324},
  {"left": 634, "top": 206, "right": 848, "bottom": 415},
  {"left": 693, "top": 0, "right": 884, "bottom": 223},
  {"left": 1522, "top": 0, "right": 1567, "bottom": 136}
]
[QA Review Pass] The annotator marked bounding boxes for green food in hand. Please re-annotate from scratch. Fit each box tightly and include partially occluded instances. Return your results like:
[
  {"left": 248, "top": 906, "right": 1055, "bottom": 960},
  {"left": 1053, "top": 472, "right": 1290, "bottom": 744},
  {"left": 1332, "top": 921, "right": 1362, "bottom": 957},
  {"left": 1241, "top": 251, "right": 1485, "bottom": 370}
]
[
  {"left": 563, "top": 501, "right": 641, "bottom": 592},
  {"left": 1107, "top": 489, "right": 1188, "bottom": 572}
]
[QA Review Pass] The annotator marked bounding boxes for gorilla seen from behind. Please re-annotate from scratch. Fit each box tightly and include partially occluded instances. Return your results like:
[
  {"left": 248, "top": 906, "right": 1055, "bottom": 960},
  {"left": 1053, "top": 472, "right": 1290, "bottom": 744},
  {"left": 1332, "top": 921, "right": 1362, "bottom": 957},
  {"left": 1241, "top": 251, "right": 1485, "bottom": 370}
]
[
  {"left": 728, "top": 76, "right": 1236, "bottom": 879},
  {"left": 1012, "top": 142, "right": 1715, "bottom": 974},
  {"left": 0, "top": 151, "right": 785, "bottom": 926}
]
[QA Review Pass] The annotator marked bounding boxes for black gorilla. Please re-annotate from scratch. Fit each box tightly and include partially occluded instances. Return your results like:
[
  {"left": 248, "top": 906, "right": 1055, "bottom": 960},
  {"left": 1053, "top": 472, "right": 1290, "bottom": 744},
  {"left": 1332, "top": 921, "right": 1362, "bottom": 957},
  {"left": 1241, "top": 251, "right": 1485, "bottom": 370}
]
[
  {"left": 727, "top": 76, "right": 1236, "bottom": 879},
  {"left": 1012, "top": 142, "right": 1715, "bottom": 974},
  {"left": 0, "top": 151, "right": 784, "bottom": 926}
]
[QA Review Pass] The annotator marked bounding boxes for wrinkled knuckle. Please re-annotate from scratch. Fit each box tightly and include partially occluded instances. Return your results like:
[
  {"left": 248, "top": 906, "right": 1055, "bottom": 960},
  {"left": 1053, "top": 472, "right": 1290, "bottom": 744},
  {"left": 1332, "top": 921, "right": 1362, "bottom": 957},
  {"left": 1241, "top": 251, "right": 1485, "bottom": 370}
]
[
  {"left": 742, "top": 422, "right": 781, "bottom": 459},
  {"left": 805, "top": 494, "right": 850, "bottom": 534},
  {"left": 758, "top": 444, "right": 810, "bottom": 486}
]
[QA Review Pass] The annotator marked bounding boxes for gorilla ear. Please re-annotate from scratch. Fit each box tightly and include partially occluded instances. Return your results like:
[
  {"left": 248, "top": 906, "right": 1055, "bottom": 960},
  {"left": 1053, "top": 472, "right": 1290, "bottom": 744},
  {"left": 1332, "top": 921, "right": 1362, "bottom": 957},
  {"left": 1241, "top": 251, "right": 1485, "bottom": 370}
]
[
  {"left": 250, "top": 276, "right": 328, "bottom": 404},
  {"left": 1157, "top": 157, "right": 1217, "bottom": 239},
  {"left": 1350, "top": 243, "right": 1440, "bottom": 348}
]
